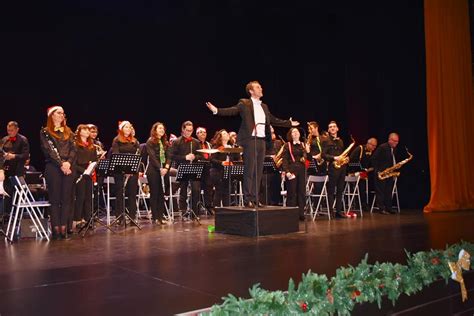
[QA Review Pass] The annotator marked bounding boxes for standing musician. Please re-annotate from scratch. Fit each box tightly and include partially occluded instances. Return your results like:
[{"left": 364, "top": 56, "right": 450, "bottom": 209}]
[
  {"left": 87, "top": 124, "right": 107, "bottom": 159},
  {"left": 206, "top": 80, "right": 299, "bottom": 208},
  {"left": 72, "top": 124, "right": 97, "bottom": 231},
  {"left": 321, "top": 121, "right": 347, "bottom": 219},
  {"left": 40, "top": 105, "right": 76, "bottom": 239},
  {"left": 371, "top": 133, "right": 399, "bottom": 215},
  {"left": 349, "top": 137, "right": 378, "bottom": 211},
  {"left": 169, "top": 121, "right": 202, "bottom": 220},
  {"left": 281, "top": 128, "right": 308, "bottom": 220},
  {"left": 306, "top": 121, "right": 326, "bottom": 175},
  {"left": 111, "top": 121, "right": 140, "bottom": 224},
  {"left": 145, "top": 122, "right": 171, "bottom": 225},
  {"left": 209, "top": 129, "right": 239, "bottom": 207},
  {"left": 1, "top": 121, "right": 30, "bottom": 212},
  {"left": 196, "top": 127, "right": 213, "bottom": 213}
]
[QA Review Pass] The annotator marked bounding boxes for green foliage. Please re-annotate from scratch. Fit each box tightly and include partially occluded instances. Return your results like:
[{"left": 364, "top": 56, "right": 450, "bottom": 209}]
[{"left": 203, "top": 242, "right": 473, "bottom": 316}]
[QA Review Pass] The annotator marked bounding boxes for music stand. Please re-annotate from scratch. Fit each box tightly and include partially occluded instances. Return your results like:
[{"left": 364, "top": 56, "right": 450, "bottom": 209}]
[
  {"left": 223, "top": 163, "right": 244, "bottom": 206},
  {"left": 108, "top": 153, "right": 142, "bottom": 229},
  {"left": 78, "top": 161, "right": 115, "bottom": 237},
  {"left": 176, "top": 162, "right": 205, "bottom": 224},
  {"left": 262, "top": 156, "right": 278, "bottom": 205}
]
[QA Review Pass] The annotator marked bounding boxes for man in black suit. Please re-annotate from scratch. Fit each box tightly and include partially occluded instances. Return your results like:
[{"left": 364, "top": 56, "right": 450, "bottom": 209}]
[
  {"left": 206, "top": 81, "right": 299, "bottom": 207},
  {"left": 371, "top": 133, "right": 399, "bottom": 214},
  {"left": 1, "top": 121, "right": 30, "bottom": 216}
]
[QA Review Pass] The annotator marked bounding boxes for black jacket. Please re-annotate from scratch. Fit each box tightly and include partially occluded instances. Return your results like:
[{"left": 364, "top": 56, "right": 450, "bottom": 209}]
[
  {"left": 216, "top": 98, "right": 292, "bottom": 148},
  {"left": 0, "top": 133, "right": 30, "bottom": 177},
  {"left": 371, "top": 142, "right": 397, "bottom": 172}
]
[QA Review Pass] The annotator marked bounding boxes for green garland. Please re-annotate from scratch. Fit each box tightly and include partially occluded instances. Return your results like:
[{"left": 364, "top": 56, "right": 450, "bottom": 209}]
[{"left": 204, "top": 241, "right": 473, "bottom": 315}]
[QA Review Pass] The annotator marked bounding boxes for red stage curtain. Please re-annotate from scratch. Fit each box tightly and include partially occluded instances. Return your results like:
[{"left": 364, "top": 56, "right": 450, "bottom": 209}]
[{"left": 424, "top": 0, "right": 474, "bottom": 212}]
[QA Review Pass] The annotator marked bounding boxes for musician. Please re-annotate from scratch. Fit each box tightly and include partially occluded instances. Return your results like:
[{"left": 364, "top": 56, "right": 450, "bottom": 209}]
[
  {"left": 87, "top": 124, "right": 107, "bottom": 159},
  {"left": 349, "top": 138, "right": 378, "bottom": 210},
  {"left": 321, "top": 121, "right": 347, "bottom": 219},
  {"left": 40, "top": 106, "right": 76, "bottom": 239},
  {"left": 1, "top": 121, "right": 30, "bottom": 212},
  {"left": 111, "top": 121, "right": 140, "bottom": 224},
  {"left": 24, "top": 156, "right": 37, "bottom": 173},
  {"left": 72, "top": 124, "right": 97, "bottom": 231},
  {"left": 206, "top": 81, "right": 299, "bottom": 208},
  {"left": 306, "top": 121, "right": 326, "bottom": 175},
  {"left": 229, "top": 131, "right": 237, "bottom": 147},
  {"left": 169, "top": 121, "right": 202, "bottom": 220},
  {"left": 210, "top": 129, "right": 238, "bottom": 207},
  {"left": 145, "top": 122, "right": 171, "bottom": 225},
  {"left": 372, "top": 133, "right": 399, "bottom": 215},
  {"left": 196, "top": 127, "right": 213, "bottom": 213},
  {"left": 281, "top": 128, "right": 308, "bottom": 220}
]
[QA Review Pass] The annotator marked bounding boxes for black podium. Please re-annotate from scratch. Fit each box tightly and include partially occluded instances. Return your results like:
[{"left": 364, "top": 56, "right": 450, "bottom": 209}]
[{"left": 108, "top": 153, "right": 142, "bottom": 229}]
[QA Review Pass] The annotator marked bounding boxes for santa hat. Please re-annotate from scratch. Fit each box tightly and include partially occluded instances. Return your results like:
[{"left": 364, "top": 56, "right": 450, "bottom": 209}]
[
  {"left": 196, "top": 127, "right": 206, "bottom": 134},
  {"left": 47, "top": 105, "right": 64, "bottom": 116},
  {"left": 118, "top": 120, "right": 131, "bottom": 130}
]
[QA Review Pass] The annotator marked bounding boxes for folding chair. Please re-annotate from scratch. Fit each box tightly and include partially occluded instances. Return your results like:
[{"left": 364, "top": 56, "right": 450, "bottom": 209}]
[
  {"left": 306, "top": 175, "right": 331, "bottom": 220},
  {"left": 6, "top": 176, "right": 50, "bottom": 241},
  {"left": 370, "top": 177, "right": 400, "bottom": 213},
  {"left": 343, "top": 174, "right": 363, "bottom": 217},
  {"left": 137, "top": 175, "right": 151, "bottom": 221},
  {"left": 163, "top": 168, "right": 180, "bottom": 222}
]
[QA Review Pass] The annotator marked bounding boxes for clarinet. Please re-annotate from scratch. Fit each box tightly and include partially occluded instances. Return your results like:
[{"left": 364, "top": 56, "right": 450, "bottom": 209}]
[{"left": 41, "top": 128, "right": 63, "bottom": 166}]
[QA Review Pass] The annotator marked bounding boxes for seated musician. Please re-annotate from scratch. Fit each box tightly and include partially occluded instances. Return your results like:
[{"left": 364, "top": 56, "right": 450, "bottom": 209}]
[{"left": 196, "top": 127, "right": 213, "bottom": 214}]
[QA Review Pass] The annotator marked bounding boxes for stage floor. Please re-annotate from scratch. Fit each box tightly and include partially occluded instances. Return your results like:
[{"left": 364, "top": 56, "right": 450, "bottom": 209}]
[{"left": 1, "top": 210, "right": 473, "bottom": 315}]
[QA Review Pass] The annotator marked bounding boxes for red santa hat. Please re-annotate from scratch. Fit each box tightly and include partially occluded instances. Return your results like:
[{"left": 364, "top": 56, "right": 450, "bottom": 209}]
[
  {"left": 196, "top": 127, "right": 207, "bottom": 135},
  {"left": 47, "top": 105, "right": 64, "bottom": 116}
]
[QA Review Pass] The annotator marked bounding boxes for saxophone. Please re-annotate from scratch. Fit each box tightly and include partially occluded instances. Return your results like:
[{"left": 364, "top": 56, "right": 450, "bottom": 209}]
[
  {"left": 377, "top": 148, "right": 413, "bottom": 180},
  {"left": 333, "top": 137, "right": 355, "bottom": 169},
  {"left": 274, "top": 143, "right": 285, "bottom": 168}
]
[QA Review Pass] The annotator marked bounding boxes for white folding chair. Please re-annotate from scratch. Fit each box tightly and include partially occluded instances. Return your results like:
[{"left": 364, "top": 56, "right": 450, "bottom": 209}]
[
  {"left": 370, "top": 178, "right": 400, "bottom": 213},
  {"left": 6, "top": 176, "right": 50, "bottom": 241},
  {"left": 163, "top": 168, "right": 180, "bottom": 222},
  {"left": 280, "top": 177, "right": 287, "bottom": 207},
  {"left": 137, "top": 176, "right": 151, "bottom": 221},
  {"left": 343, "top": 174, "right": 363, "bottom": 217},
  {"left": 307, "top": 175, "right": 331, "bottom": 220}
]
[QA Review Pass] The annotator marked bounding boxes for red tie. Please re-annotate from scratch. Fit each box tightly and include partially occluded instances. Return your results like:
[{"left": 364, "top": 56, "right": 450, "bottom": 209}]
[
  {"left": 201, "top": 143, "right": 209, "bottom": 159},
  {"left": 9, "top": 136, "right": 16, "bottom": 142}
]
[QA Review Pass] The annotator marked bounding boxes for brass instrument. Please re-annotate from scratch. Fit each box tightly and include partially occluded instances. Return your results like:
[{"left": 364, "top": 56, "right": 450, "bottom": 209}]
[
  {"left": 377, "top": 148, "right": 413, "bottom": 180},
  {"left": 94, "top": 144, "right": 107, "bottom": 159},
  {"left": 274, "top": 143, "right": 285, "bottom": 168},
  {"left": 333, "top": 137, "right": 355, "bottom": 169}
]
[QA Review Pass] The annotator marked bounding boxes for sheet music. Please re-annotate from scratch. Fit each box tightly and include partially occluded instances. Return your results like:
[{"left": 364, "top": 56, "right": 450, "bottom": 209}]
[{"left": 84, "top": 161, "right": 98, "bottom": 176}]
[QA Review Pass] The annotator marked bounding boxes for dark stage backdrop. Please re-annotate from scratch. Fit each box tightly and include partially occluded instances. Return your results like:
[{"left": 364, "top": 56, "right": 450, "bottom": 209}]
[{"left": 0, "top": 0, "right": 428, "bottom": 208}]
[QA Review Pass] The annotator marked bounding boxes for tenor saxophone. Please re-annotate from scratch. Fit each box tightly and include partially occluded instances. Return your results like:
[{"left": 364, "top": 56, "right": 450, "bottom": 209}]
[
  {"left": 377, "top": 148, "right": 413, "bottom": 180},
  {"left": 333, "top": 137, "right": 355, "bottom": 169}
]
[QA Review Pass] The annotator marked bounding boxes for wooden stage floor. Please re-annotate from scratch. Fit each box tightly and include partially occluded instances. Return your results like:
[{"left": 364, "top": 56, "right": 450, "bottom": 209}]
[{"left": 1, "top": 210, "right": 473, "bottom": 315}]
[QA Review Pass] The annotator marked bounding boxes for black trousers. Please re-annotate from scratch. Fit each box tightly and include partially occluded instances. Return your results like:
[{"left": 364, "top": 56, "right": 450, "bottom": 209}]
[
  {"left": 260, "top": 172, "right": 281, "bottom": 205},
  {"left": 242, "top": 138, "right": 266, "bottom": 203},
  {"left": 178, "top": 179, "right": 200, "bottom": 215},
  {"left": 114, "top": 174, "right": 138, "bottom": 218},
  {"left": 73, "top": 175, "right": 93, "bottom": 222},
  {"left": 375, "top": 176, "right": 394, "bottom": 212},
  {"left": 286, "top": 163, "right": 306, "bottom": 216},
  {"left": 200, "top": 166, "right": 213, "bottom": 208},
  {"left": 210, "top": 167, "right": 230, "bottom": 207},
  {"left": 44, "top": 163, "right": 74, "bottom": 227},
  {"left": 146, "top": 167, "right": 166, "bottom": 220},
  {"left": 327, "top": 165, "right": 347, "bottom": 213}
]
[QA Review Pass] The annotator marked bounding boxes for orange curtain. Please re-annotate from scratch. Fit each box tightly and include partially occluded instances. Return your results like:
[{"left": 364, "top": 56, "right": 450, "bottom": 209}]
[{"left": 424, "top": 0, "right": 474, "bottom": 212}]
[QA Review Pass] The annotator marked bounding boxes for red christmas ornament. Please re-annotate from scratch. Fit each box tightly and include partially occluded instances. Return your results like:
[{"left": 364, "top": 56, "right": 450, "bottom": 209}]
[
  {"left": 300, "top": 302, "right": 308, "bottom": 312},
  {"left": 326, "top": 289, "right": 334, "bottom": 304},
  {"left": 431, "top": 257, "right": 440, "bottom": 265},
  {"left": 351, "top": 290, "right": 361, "bottom": 299},
  {"left": 379, "top": 284, "right": 385, "bottom": 289}
]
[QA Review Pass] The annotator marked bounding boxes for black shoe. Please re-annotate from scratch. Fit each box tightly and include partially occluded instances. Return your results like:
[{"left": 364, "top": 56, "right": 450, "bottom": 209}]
[
  {"left": 380, "top": 210, "right": 390, "bottom": 215},
  {"left": 244, "top": 201, "right": 255, "bottom": 208},
  {"left": 299, "top": 215, "right": 306, "bottom": 221},
  {"left": 335, "top": 212, "right": 347, "bottom": 219},
  {"left": 389, "top": 210, "right": 397, "bottom": 214},
  {"left": 61, "top": 233, "right": 71, "bottom": 240}
]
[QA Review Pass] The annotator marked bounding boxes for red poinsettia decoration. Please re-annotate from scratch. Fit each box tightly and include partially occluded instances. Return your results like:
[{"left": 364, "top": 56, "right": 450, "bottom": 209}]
[
  {"left": 351, "top": 290, "right": 361, "bottom": 299},
  {"left": 326, "top": 288, "right": 334, "bottom": 304},
  {"left": 299, "top": 302, "right": 308, "bottom": 312},
  {"left": 379, "top": 284, "right": 385, "bottom": 289},
  {"left": 431, "top": 257, "right": 440, "bottom": 265}
]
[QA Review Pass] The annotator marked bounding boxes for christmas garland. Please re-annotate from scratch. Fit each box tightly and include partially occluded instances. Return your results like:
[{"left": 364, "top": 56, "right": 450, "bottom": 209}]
[{"left": 204, "top": 241, "right": 473, "bottom": 315}]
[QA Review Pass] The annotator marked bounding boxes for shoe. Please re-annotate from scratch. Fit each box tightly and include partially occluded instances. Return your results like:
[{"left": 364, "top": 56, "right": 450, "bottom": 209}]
[
  {"left": 380, "top": 210, "right": 390, "bottom": 215},
  {"left": 389, "top": 210, "right": 397, "bottom": 214},
  {"left": 299, "top": 215, "right": 306, "bottom": 221},
  {"left": 256, "top": 202, "right": 265, "bottom": 208},
  {"left": 335, "top": 212, "right": 347, "bottom": 219},
  {"left": 244, "top": 201, "right": 255, "bottom": 208},
  {"left": 61, "top": 233, "right": 71, "bottom": 240}
]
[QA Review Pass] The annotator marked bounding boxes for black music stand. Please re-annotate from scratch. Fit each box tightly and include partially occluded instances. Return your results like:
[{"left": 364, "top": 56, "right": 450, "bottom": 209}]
[
  {"left": 262, "top": 156, "right": 278, "bottom": 205},
  {"left": 176, "top": 162, "right": 205, "bottom": 224},
  {"left": 108, "top": 153, "right": 142, "bottom": 229},
  {"left": 78, "top": 160, "right": 115, "bottom": 236},
  {"left": 223, "top": 163, "right": 244, "bottom": 206}
]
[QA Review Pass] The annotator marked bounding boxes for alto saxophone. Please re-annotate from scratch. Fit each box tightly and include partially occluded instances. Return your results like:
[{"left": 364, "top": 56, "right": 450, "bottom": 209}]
[
  {"left": 378, "top": 148, "right": 413, "bottom": 180},
  {"left": 274, "top": 143, "right": 285, "bottom": 168},
  {"left": 333, "top": 137, "right": 355, "bottom": 169}
]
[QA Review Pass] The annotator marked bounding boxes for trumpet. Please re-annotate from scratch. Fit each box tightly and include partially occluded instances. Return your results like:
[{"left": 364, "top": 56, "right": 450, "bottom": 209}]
[{"left": 333, "top": 136, "right": 355, "bottom": 169}]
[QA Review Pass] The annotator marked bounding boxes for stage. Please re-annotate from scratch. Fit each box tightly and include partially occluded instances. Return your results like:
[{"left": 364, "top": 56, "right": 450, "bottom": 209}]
[{"left": 0, "top": 210, "right": 473, "bottom": 315}]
